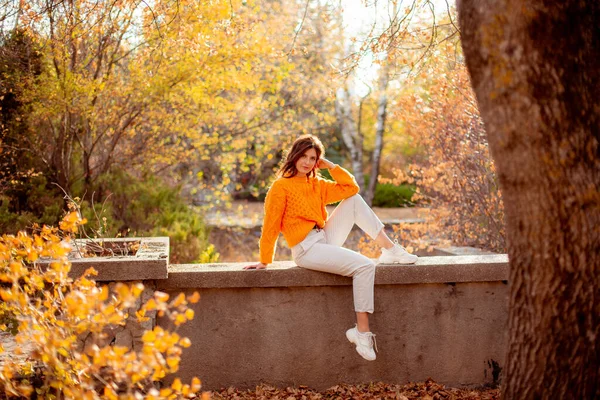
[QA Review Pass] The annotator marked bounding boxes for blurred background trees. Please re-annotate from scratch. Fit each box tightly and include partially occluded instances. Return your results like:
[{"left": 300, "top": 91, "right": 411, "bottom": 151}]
[{"left": 0, "top": 0, "right": 506, "bottom": 261}]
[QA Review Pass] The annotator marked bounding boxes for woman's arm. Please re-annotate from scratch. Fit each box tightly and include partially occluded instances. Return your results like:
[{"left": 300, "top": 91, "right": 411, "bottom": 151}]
[
  {"left": 319, "top": 160, "right": 360, "bottom": 204},
  {"left": 245, "top": 181, "right": 286, "bottom": 270},
  {"left": 252, "top": 180, "right": 286, "bottom": 267}
]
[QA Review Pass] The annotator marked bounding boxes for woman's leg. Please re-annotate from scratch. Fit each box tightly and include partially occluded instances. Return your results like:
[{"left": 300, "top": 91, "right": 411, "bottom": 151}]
[
  {"left": 293, "top": 243, "right": 377, "bottom": 360},
  {"left": 356, "top": 312, "right": 370, "bottom": 332},
  {"left": 326, "top": 194, "right": 418, "bottom": 265},
  {"left": 325, "top": 194, "right": 394, "bottom": 249},
  {"left": 322, "top": 194, "right": 381, "bottom": 334},
  {"left": 293, "top": 242, "right": 376, "bottom": 315}
]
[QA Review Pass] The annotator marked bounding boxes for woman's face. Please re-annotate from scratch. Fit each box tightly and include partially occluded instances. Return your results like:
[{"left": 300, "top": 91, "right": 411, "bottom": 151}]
[{"left": 295, "top": 147, "right": 318, "bottom": 176}]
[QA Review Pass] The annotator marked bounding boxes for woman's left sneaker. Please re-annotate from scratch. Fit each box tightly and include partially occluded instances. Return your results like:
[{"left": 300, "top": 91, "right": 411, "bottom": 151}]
[
  {"left": 346, "top": 325, "right": 377, "bottom": 361},
  {"left": 378, "top": 240, "right": 418, "bottom": 265}
]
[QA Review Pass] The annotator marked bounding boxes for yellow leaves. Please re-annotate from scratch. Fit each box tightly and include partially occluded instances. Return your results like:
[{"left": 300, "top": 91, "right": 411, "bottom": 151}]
[
  {"left": 191, "top": 377, "right": 202, "bottom": 392},
  {"left": 135, "top": 309, "right": 149, "bottom": 322},
  {"left": 26, "top": 251, "right": 38, "bottom": 262},
  {"left": 15, "top": 384, "right": 33, "bottom": 397},
  {"left": 142, "top": 330, "right": 157, "bottom": 343},
  {"left": 59, "top": 211, "right": 87, "bottom": 233},
  {"left": 1, "top": 220, "right": 203, "bottom": 399},
  {"left": 131, "top": 282, "right": 144, "bottom": 297},
  {"left": 65, "top": 291, "right": 86, "bottom": 316},
  {"left": 155, "top": 291, "right": 170, "bottom": 302},
  {"left": 0, "top": 289, "right": 14, "bottom": 301},
  {"left": 172, "top": 378, "right": 183, "bottom": 391},
  {"left": 57, "top": 347, "right": 69, "bottom": 357},
  {"left": 172, "top": 292, "right": 187, "bottom": 307},
  {"left": 174, "top": 313, "right": 188, "bottom": 326},
  {"left": 98, "top": 285, "right": 109, "bottom": 302},
  {"left": 144, "top": 298, "right": 159, "bottom": 311},
  {"left": 167, "top": 356, "right": 179, "bottom": 370},
  {"left": 185, "top": 309, "right": 195, "bottom": 320},
  {"left": 104, "top": 385, "right": 119, "bottom": 400},
  {"left": 9, "top": 261, "right": 22, "bottom": 274}
]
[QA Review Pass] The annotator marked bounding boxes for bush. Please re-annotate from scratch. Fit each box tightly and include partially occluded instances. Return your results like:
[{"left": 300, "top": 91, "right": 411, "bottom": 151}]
[
  {"left": 389, "top": 52, "right": 506, "bottom": 253},
  {"left": 0, "top": 175, "right": 64, "bottom": 233},
  {"left": 372, "top": 183, "right": 416, "bottom": 208},
  {"left": 0, "top": 213, "right": 206, "bottom": 398},
  {"left": 82, "top": 170, "right": 216, "bottom": 263},
  {"left": 0, "top": 168, "right": 217, "bottom": 263},
  {"left": 364, "top": 175, "right": 416, "bottom": 208}
]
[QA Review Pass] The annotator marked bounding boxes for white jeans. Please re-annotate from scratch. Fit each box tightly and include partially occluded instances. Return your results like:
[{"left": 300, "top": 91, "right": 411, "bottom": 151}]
[{"left": 291, "top": 194, "right": 385, "bottom": 313}]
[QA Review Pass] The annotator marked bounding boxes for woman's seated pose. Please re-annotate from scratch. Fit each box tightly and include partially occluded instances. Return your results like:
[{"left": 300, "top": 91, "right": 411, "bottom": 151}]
[{"left": 245, "top": 134, "right": 418, "bottom": 361}]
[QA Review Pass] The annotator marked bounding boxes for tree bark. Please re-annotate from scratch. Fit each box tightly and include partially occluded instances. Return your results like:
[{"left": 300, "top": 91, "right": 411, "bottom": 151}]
[
  {"left": 335, "top": 85, "right": 365, "bottom": 190},
  {"left": 364, "top": 62, "right": 390, "bottom": 206},
  {"left": 458, "top": 1, "right": 599, "bottom": 398}
]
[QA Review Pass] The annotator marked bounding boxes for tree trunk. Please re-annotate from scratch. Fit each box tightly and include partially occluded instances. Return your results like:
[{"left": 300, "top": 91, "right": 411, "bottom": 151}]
[
  {"left": 458, "top": 1, "right": 599, "bottom": 398},
  {"left": 364, "top": 62, "right": 390, "bottom": 206},
  {"left": 335, "top": 86, "right": 365, "bottom": 190}
]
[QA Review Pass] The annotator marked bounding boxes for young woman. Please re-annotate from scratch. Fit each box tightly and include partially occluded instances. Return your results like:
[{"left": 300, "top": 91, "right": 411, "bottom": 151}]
[{"left": 244, "top": 134, "right": 418, "bottom": 361}]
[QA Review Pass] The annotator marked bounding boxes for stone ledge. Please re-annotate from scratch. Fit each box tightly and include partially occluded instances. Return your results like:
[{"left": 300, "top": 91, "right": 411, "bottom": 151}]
[
  {"left": 37, "top": 237, "right": 170, "bottom": 281},
  {"left": 67, "top": 259, "right": 168, "bottom": 281},
  {"left": 157, "top": 254, "right": 509, "bottom": 289}
]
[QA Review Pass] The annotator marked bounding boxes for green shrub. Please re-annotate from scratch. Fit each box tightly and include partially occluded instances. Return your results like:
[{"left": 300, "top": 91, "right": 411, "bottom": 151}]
[
  {"left": 0, "top": 175, "right": 64, "bottom": 233},
  {"left": 372, "top": 183, "right": 416, "bottom": 207},
  {"left": 0, "top": 168, "right": 214, "bottom": 263},
  {"left": 82, "top": 170, "right": 213, "bottom": 263},
  {"left": 365, "top": 174, "right": 416, "bottom": 207}
]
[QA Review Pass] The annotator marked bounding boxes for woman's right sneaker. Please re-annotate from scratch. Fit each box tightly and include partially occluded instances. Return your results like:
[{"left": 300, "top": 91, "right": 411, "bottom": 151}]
[
  {"left": 346, "top": 325, "right": 377, "bottom": 361},
  {"left": 378, "top": 240, "right": 418, "bottom": 265}
]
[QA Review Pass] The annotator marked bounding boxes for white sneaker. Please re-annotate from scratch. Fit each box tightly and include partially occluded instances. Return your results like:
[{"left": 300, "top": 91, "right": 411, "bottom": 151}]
[
  {"left": 346, "top": 325, "right": 377, "bottom": 361},
  {"left": 378, "top": 240, "right": 418, "bottom": 265}
]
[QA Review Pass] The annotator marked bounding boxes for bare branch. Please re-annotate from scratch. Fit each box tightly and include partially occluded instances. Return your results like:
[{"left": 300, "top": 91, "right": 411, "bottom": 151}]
[{"left": 286, "top": 0, "right": 310, "bottom": 56}]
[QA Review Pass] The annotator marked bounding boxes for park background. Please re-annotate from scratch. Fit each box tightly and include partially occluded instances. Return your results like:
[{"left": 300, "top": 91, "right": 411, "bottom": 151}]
[
  {"left": 5, "top": 0, "right": 595, "bottom": 398},
  {"left": 0, "top": 0, "right": 505, "bottom": 264}
]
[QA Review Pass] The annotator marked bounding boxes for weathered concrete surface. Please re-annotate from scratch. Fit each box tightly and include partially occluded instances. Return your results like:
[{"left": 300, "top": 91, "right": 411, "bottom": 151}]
[
  {"left": 157, "top": 255, "right": 508, "bottom": 390},
  {"left": 161, "top": 255, "right": 508, "bottom": 288},
  {"left": 67, "top": 258, "right": 167, "bottom": 281},
  {"left": 38, "top": 237, "right": 169, "bottom": 281}
]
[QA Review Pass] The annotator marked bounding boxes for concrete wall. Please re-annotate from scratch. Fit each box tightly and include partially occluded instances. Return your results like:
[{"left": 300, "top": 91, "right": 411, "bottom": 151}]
[{"left": 156, "top": 255, "right": 509, "bottom": 391}]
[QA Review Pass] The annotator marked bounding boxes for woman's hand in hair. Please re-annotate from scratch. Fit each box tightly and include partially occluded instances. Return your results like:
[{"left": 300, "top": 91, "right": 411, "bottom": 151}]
[
  {"left": 316, "top": 158, "right": 336, "bottom": 170},
  {"left": 244, "top": 262, "right": 268, "bottom": 270}
]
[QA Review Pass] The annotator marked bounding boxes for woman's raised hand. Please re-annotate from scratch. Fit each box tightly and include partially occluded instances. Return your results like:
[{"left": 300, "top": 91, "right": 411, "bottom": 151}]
[
  {"left": 317, "top": 158, "right": 336, "bottom": 169},
  {"left": 244, "top": 262, "right": 267, "bottom": 270}
]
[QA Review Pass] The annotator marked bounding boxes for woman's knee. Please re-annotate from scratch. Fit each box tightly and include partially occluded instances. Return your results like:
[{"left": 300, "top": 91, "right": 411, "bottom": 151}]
[
  {"left": 354, "top": 260, "right": 376, "bottom": 275},
  {"left": 346, "top": 194, "right": 365, "bottom": 203},
  {"left": 337, "top": 194, "right": 366, "bottom": 212}
]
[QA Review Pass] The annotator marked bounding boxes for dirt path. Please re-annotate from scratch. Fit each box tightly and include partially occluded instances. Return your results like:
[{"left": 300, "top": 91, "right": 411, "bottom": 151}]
[
  {"left": 206, "top": 201, "right": 431, "bottom": 263},
  {"left": 204, "top": 200, "right": 428, "bottom": 228}
]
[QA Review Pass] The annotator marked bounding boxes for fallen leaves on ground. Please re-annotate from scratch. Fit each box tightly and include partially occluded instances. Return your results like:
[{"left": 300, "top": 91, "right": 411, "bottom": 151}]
[{"left": 210, "top": 379, "right": 499, "bottom": 399}]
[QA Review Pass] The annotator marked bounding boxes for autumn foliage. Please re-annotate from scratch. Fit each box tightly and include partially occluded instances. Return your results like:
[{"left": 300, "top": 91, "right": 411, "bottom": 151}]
[
  {"left": 0, "top": 212, "right": 205, "bottom": 399},
  {"left": 380, "top": 44, "right": 505, "bottom": 254},
  {"left": 210, "top": 380, "right": 499, "bottom": 399}
]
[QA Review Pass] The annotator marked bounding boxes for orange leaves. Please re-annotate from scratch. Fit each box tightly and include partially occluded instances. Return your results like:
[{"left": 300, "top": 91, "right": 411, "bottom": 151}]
[
  {"left": 387, "top": 42, "right": 506, "bottom": 253},
  {"left": 210, "top": 380, "right": 500, "bottom": 399},
  {"left": 103, "top": 385, "right": 119, "bottom": 400},
  {"left": 187, "top": 291, "right": 201, "bottom": 304},
  {"left": 0, "top": 215, "right": 205, "bottom": 399},
  {"left": 0, "top": 289, "right": 14, "bottom": 302},
  {"left": 59, "top": 211, "right": 87, "bottom": 233}
]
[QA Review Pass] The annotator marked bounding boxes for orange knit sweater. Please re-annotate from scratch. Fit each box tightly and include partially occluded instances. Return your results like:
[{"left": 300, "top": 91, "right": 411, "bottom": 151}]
[{"left": 259, "top": 165, "right": 360, "bottom": 264}]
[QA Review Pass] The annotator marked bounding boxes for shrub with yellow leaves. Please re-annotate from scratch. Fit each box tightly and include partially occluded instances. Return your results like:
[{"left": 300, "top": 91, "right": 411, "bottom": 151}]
[{"left": 0, "top": 212, "right": 207, "bottom": 399}]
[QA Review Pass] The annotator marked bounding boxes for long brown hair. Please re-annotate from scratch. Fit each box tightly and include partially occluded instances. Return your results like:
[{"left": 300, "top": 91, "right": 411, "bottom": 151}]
[{"left": 278, "top": 134, "right": 325, "bottom": 179}]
